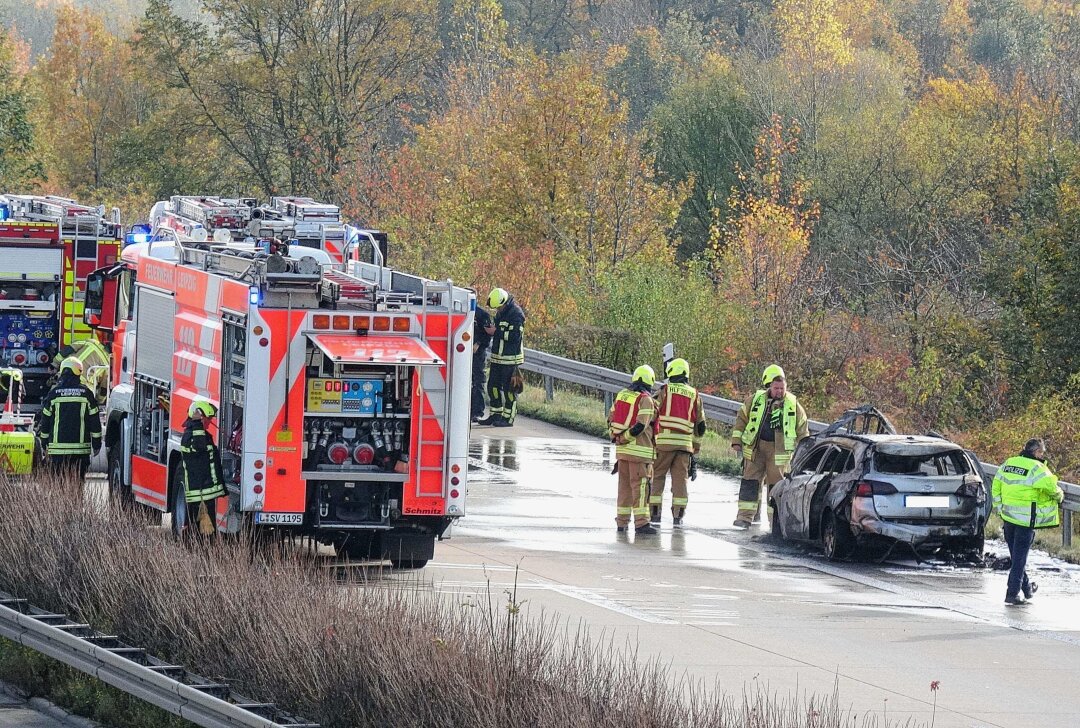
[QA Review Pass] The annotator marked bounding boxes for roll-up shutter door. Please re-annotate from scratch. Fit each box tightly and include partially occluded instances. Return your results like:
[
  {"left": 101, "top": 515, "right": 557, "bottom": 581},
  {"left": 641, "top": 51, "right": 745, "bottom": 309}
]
[{"left": 135, "top": 288, "right": 175, "bottom": 382}]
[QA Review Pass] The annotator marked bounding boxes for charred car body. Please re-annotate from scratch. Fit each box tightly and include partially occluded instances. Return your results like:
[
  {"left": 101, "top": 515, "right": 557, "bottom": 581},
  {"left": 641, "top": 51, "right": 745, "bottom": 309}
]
[{"left": 769, "top": 407, "right": 988, "bottom": 560}]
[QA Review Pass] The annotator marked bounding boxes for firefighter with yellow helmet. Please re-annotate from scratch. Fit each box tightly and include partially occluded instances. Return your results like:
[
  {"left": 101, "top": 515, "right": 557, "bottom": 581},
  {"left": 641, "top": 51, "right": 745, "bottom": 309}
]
[
  {"left": 477, "top": 287, "right": 525, "bottom": 427},
  {"left": 177, "top": 397, "right": 226, "bottom": 537},
  {"left": 649, "top": 358, "right": 705, "bottom": 527},
  {"left": 608, "top": 365, "right": 658, "bottom": 535},
  {"left": 36, "top": 356, "right": 102, "bottom": 480},
  {"left": 731, "top": 364, "right": 808, "bottom": 528}
]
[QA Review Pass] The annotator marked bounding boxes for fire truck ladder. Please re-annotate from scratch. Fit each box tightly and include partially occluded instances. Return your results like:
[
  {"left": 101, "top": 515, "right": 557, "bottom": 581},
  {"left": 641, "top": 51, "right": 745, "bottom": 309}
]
[
  {"left": 0, "top": 590, "right": 320, "bottom": 728},
  {"left": 415, "top": 280, "right": 455, "bottom": 499}
]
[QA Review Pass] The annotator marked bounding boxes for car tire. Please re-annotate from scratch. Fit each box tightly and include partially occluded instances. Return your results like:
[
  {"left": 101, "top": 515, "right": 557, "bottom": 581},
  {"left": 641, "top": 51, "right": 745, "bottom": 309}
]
[{"left": 821, "top": 512, "right": 854, "bottom": 561}]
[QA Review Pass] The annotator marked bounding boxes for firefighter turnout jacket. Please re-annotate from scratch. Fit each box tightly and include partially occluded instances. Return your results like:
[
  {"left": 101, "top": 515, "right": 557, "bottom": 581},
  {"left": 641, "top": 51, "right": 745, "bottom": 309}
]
[
  {"left": 654, "top": 381, "right": 705, "bottom": 453},
  {"left": 180, "top": 418, "right": 226, "bottom": 503},
  {"left": 731, "top": 390, "right": 808, "bottom": 467},
  {"left": 992, "top": 455, "right": 1064, "bottom": 529},
  {"left": 37, "top": 371, "right": 102, "bottom": 456},
  {"left": 490, "top": 297, "right": 525, "bottom": 366},
  {"left": 608, "top": 387, "right": 656, "bottom": 462}
]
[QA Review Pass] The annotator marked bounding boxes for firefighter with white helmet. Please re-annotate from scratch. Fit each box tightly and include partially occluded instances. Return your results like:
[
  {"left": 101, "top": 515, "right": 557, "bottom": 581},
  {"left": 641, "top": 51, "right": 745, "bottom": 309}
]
[
  {"left": 36, "top": 356, "right": 101, "bottom": 479},
  {"left": 649, "top": 358, "right": 705, "bottom": 527},
  {"left": 731, "top": 364, "right": 809, "bottom": 529},
  {"left": 608, "top": 364, "right": 658, "bottom": 535},
  {"left": 178, "top": 397, "right": 226, "bottom": 537}
]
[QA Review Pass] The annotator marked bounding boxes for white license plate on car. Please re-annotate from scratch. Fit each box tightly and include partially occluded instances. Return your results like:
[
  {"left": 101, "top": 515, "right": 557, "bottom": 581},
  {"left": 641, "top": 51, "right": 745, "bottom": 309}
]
[
  {"left": 905, "top": 495, "right": 950, "bottom": 508},
  {"left": 254, "top": 512, "right": 303, "bottom": 525}
]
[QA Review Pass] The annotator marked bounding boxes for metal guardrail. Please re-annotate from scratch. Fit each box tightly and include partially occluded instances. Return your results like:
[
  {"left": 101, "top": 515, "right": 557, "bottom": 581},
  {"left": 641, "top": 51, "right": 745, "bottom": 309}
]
[
  {"left": 522, "top": 347, "right": 1080, "bottom": 546},
  {"left": 0, "top": 592, "right": 318, "bottom": 728}
]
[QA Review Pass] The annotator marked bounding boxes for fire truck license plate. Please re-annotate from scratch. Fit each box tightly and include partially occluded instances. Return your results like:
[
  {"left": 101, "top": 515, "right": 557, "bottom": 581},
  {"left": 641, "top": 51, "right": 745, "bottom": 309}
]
[{"left": 254, "top": 512, "right": 304, "bottom": 525}]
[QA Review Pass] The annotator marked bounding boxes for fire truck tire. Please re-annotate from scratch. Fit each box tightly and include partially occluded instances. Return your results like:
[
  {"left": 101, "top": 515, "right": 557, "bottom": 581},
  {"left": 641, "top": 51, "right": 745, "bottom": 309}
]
[
  {"left": 389, "top": 558, "right": 429, "bottom": 570},
  {"left": 107, "top": 448, "right": 133, "bottom": 506},
  {"left": 169, "top": 467, "right": 185, "bottom": 536}
]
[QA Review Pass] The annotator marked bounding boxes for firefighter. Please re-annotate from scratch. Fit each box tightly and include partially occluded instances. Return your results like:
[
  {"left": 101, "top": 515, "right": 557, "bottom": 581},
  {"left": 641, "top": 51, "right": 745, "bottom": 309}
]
[
  {"left": 992, "top": 438, "right": 1064, "bottom": 605},
  {"left": 178, "top": 398, "right": 226, "bottom": 538},
  {"left": 36, "top": 356, "right": 101, "bottom": 480},
  {"left": 608, "top": 365, "right": 658, "bottom": 535},
  {"left": 649, "top": 358, "right": 705, "bottom": 527},
  {"left": 477, "top": 288, "right": 525, "bottom": 427},
  {"left": 731, "top": 364, "right": 808, "bottom": 529},
  {"left": 471, "top": 299, "right": 495, "bottom": 423}
]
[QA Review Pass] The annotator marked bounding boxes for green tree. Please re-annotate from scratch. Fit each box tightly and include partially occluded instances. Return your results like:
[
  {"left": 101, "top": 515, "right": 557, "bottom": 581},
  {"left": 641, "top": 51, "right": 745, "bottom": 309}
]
[{"left": 650, "top": 53, "right": 757, "bottom": 258}]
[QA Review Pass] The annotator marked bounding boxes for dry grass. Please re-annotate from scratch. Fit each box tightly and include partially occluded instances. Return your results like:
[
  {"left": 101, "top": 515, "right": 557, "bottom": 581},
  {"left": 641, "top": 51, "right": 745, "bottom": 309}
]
[{"left": 0, "top": 473, "right": 924, "bottom": 728}]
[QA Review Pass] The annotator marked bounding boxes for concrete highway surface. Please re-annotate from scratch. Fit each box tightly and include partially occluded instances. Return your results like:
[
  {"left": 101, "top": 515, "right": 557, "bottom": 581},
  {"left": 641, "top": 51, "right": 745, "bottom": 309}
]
[{"left": 395, "top": 417, "right": 1080, "bottom": 728}]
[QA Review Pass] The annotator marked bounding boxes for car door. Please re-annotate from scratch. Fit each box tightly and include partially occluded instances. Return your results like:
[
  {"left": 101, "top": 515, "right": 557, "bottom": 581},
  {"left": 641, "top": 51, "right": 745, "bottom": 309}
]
[
  {"left": 800, "top": 445, "right": 854, "bottom": 533},
  {"left": 776, "top": 444, "right": 832, "bottom": 540}
]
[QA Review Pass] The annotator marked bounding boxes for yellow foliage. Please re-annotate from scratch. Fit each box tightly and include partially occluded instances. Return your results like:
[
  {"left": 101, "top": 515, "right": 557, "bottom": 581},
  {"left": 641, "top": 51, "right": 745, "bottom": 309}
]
[{"left": 776, "top": 0, "right": 855, "bottom": 69}]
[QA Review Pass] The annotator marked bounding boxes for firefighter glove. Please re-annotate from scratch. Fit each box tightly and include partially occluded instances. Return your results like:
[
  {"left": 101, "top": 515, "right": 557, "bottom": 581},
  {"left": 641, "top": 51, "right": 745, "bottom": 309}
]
[
  {"left": 628, "top": 422, "right": 645, "bottom": 437},
  {"left": 689, "top": 455, "right": 698, "bottom": 481}
]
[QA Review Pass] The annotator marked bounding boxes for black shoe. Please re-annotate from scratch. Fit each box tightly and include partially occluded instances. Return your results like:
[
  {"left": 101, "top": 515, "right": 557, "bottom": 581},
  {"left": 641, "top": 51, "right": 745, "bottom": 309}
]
[
  {"left": 475, "top": 415, "right": 497, "bottom": 425},
  {"left": 1004, "top": 595, "right": 1028, "bottom": 606},
  {"left": 732, "top": 519, "right": 751, "bottom": 529},
  {"left": 616, "top": 526, "right": 627, "bottom": 533},
  {"left": 1024, "top": 582, "right": 1038, "bottom": 600},
  {"left": 649, "top": 507, "right": 661, "bottom": 524},
  {"left": 672, "top": 517, "right": 683, "bottom": 528},
  {"left": 635, "top": 524, "right": 658, "bottom": 535},
  {"left": 493, "top": 417, "right": 512, "bottom": 427}
]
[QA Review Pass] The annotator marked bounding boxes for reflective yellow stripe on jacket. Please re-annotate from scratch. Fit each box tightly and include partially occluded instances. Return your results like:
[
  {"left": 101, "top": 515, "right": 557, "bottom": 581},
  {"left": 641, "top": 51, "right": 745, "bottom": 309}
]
[{"left": 992, "top": 456, "right": 1063, "bottom": 529}]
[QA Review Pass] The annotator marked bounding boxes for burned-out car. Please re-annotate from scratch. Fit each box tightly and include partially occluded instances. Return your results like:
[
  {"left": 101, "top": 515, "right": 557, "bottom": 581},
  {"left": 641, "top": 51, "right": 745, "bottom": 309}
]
[{"left": 769, "top": 407, "right": 988, "bottom": 560}]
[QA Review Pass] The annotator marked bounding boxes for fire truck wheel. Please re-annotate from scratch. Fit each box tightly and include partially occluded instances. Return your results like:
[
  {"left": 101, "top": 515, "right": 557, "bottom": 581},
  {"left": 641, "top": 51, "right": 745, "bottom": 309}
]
[
  {"left": 169, "top": 467, "right": 185, "bottom": 536},
  {"left": 107, "top": 449, "right": 133, "bottom": 506}
]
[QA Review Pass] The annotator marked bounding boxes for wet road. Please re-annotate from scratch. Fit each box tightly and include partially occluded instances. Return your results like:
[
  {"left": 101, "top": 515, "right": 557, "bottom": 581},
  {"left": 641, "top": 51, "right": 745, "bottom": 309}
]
[{"left": 414, "top": 417, "right": 1080, "bottom": 728}]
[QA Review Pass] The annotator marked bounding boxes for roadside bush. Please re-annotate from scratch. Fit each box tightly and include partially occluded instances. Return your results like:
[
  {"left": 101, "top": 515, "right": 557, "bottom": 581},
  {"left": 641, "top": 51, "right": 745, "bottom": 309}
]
[{"left": 0, "top": 473, "right": 923, "bottom": 728}]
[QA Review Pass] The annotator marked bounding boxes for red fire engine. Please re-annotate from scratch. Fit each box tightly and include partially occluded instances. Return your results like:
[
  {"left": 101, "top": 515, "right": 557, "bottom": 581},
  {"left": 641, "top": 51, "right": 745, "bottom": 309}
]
[
  {"left": 0, "top": 194, "right": 122, "bottom": 409},
  {"left": 85, "top": 220, "right": 473, "bottom": 567},
  {"left": 143, "top": 195, "right": 380, "bottom": 268}
]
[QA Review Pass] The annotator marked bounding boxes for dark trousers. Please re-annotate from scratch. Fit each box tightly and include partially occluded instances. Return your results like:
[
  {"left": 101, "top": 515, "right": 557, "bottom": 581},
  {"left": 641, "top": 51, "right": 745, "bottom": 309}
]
[
  {"left": 472, "top": 349, "right": 488, "bottom": 418},
  {"left": 488, "top": 363, "right": 517, "bottom": 423},
  {"left": 46, "top": 454, "right": 90, "bottom": 481},
  {"left": 176, "top": 494, "right": 219, "bottom": 539},
  {"left": 1003, "top": 521, "right": 1035, "bottom": 598}
]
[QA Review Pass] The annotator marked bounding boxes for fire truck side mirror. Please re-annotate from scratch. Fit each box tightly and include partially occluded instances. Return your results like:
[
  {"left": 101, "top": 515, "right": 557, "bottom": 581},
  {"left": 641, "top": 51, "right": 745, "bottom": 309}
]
[{"left": 83, "top": 269, "right": 118, "bottom": 333}]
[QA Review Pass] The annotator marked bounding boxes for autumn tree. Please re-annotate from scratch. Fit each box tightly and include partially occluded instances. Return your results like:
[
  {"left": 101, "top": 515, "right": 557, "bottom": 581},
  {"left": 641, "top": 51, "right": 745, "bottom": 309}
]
[
  {"left": 138, "top": 0, "right": 437, "bottom": 200},
  {"left": 33, "top": 5, "right": 141, "bottom": 193},
  {"left": 0, "top": 28, "right": 38, "bottom": 187},
  {"left": 712, "top": 116, "right": 828, "bottom": 388}
]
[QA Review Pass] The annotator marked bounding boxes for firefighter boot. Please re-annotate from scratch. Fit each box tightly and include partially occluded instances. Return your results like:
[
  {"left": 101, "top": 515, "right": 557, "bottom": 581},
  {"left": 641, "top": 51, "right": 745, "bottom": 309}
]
[{"left": 650, "top": 505, "right": 662, "bottom": 524}]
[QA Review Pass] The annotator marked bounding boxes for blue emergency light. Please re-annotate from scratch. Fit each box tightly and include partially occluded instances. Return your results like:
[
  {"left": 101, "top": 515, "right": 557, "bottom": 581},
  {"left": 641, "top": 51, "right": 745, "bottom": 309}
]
[{"left": 124, "top": 223, "right": 153, "bottom": 246}]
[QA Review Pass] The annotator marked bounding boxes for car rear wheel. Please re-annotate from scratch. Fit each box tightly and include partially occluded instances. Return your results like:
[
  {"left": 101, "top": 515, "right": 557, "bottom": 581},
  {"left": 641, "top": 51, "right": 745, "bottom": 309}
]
[
  {"left": 821, "top": 512, "right": 854, "bottom": 560},
  {"left": 770, "top": 501, "right": 782, "bottom": 539}
]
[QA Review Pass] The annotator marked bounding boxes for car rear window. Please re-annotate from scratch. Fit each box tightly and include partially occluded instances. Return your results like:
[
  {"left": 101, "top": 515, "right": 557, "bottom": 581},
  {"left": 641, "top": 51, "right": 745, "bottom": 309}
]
[{"left": 873, "top": 449, "right": 970, "bottom": 476}]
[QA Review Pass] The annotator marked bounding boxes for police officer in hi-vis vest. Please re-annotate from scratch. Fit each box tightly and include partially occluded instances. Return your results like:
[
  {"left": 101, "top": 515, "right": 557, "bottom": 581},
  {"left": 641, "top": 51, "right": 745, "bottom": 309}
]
[{"left": 731, "top": 365, "right": 808, "bottom": 529}]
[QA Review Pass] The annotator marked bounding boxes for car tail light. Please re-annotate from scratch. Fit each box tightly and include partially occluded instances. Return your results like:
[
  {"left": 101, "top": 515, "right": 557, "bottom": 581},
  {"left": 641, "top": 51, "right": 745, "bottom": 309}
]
[
  {"left": 855, "top": 480, "right": 897, "bottom": 497},
  {"left": 956, "top": 480, "right": 986, "bottom": 502}
]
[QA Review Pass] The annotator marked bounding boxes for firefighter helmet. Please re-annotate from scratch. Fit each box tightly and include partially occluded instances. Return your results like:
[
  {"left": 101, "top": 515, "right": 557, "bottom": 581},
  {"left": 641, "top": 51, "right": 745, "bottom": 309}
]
[
  {"left": 665, "top": 358, "right": 690, "bottom": 379},
  {"left": 487, "top": 288, "right": 509, "bottom": 308},
  {"left": 188, "top": 398, "right": 218, "bottom": 419},
  {"left": 632, "top": 364, "right": 656, "bottom": 387},
  {"left": 761, "top": 364, "right": 786, "bottom": 386},
  {"left": 59, "top": 356, "right": 83, "bottom": 376}
]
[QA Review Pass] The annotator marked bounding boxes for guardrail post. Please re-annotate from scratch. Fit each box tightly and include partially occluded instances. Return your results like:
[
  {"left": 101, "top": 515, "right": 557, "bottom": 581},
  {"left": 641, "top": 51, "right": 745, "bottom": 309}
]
[
  {"left": 603, "top": 391, "right": 613, "bottom": 413},
  {"left": 544, "top": 375, "right": 554, "bottom": 402},
  {"left": 1063, "top": 509, "right": 1073, "bottom": 548}
]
